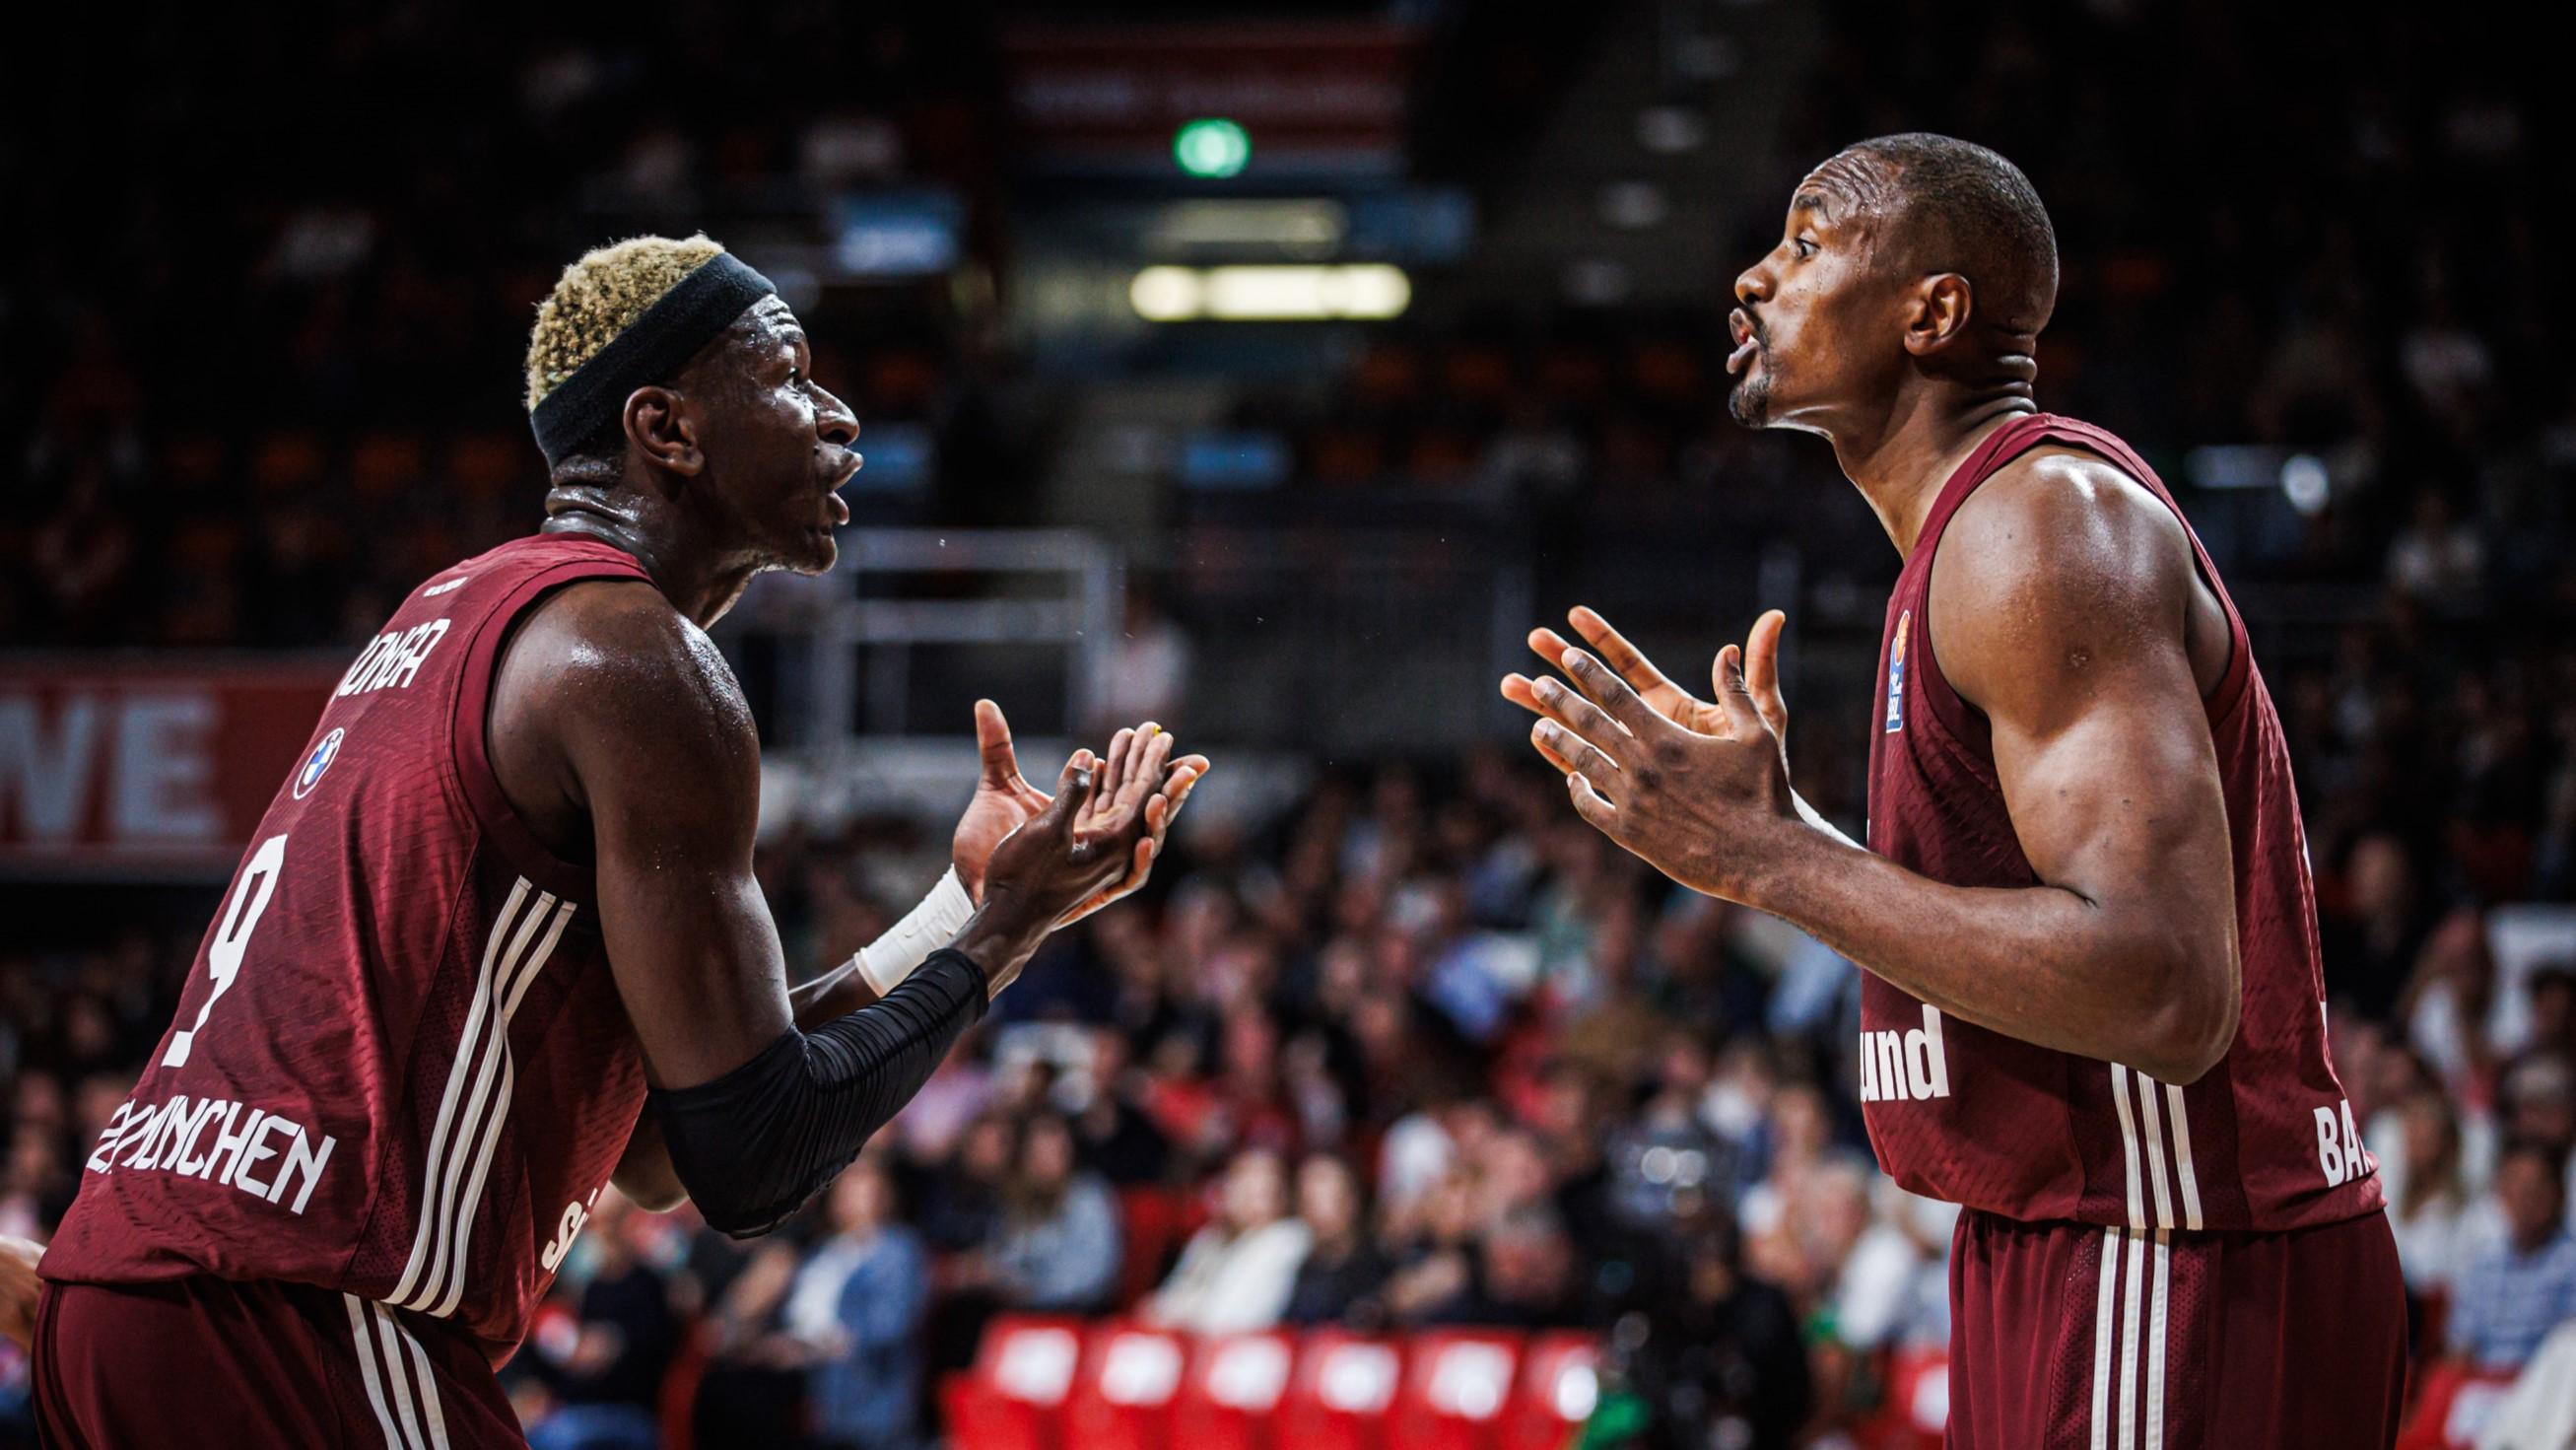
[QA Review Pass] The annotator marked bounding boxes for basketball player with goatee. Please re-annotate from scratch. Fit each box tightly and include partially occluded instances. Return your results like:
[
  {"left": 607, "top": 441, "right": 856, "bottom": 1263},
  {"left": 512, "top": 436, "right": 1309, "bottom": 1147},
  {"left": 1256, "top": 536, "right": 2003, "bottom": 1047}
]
[{"left": 1506, "top": 135, "right": 2406, "bottom": 1448}]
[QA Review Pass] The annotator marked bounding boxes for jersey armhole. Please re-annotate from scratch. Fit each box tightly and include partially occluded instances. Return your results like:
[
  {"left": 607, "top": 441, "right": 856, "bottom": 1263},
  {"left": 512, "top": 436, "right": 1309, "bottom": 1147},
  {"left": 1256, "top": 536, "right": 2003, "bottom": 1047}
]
[
  {"left": 1910, "top": 422, "right": 2256, "bottom": 761},
  {"left": 446, "top": 560, "right": 649, "bottom": 905}
]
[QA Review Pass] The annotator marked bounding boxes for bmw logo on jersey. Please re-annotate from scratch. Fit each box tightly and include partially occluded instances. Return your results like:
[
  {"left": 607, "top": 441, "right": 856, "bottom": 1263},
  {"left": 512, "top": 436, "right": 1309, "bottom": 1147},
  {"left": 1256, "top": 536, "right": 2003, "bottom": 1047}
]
[{"left": 294, "top": 727, "right": 346, "bottom": 799}]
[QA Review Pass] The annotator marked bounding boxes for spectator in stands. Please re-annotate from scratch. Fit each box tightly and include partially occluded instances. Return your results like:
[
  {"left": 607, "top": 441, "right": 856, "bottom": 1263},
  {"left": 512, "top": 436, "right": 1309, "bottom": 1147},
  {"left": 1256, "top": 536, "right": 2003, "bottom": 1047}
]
[
  {"left": 2385, "top": 1090, "right": 2498, "bottom": 1328},
  {"left": 915, "top": 1110, "right": 1013, "bottom": 1254},
  {"left": 523, "top": 1194, "right": 679, "bottom": 1450},
  {"left": 1736, "top": 1081, "right": 1836, "bottom": 1247},
  {"left": 1144, "top": 1146, "right": 1310, "bottom": 1334},
  {"left": 1090, "top": 582, "right": 1191, "bottom": 741},
  {"left": 2398, "top": 909, "right": 2499, "bottom": 1095},
  {"left": 1378, "top": 1089, "right": 1498, "bottom": 1231},
  {"left": 1603, "top": 1029, "right": 1741, "bottom": 1234},
  {"left": 2386, "top": 488, "right": 2489, "bottom": 617},
  {"left": 1, "top": 1122, "right": 69, "bottom": 1246},
  {"left": 781, "top": 1156, "right": 932, "bottom": 1450},
  {"left": 2324, "top": 834, "right": 2431, "bottom": 1022},
  {"left": 1658, "top": 1220, "right": 1810, "bottom": 1450},
  {"left": 1380, "top": 1164, "right": 1486, "bottom": 1325},
  {"left": 2501, "top": 1055, "right": 2576, "bottom": 1218},
  {"left": 1468, "top": 1207, "right": 1577, "bottom": 1328},
  {"left": 2447, "top": 1139, "right": 2576, "bottom": 1371},
  {"left": 686, "top": 1237, "right": 809, "bottom": 1450},
  {"left": 1829, "top": 1183, "right": 1955, "bottom": 1354},
  {"left": 1282, "top": 1153, "right": 1387, "bottom": 1327},
  {"left": 978, "top": 1113, "right": 1121, "bottom": 1313},
  {"left": 2518, "top": 967, "right": 2576, "bottom": 1071},
  {"left": 1066, "top": 1030, "right": 1171, "bottom": 1186}
]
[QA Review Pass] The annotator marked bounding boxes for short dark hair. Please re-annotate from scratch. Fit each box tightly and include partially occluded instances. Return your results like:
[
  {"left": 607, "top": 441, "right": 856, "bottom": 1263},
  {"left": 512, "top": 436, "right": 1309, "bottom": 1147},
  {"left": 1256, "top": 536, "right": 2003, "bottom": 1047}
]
[{"left": 1844, "top": 132, "right": 2059, "bottom": 335}]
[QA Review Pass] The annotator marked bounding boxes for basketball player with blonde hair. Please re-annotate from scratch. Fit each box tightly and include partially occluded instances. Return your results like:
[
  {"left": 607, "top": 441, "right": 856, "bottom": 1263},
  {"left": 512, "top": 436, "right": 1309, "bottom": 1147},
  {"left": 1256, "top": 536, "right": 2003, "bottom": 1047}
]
[{"left": 30, "top": 236, "right": 1205, "bottom": 1447}]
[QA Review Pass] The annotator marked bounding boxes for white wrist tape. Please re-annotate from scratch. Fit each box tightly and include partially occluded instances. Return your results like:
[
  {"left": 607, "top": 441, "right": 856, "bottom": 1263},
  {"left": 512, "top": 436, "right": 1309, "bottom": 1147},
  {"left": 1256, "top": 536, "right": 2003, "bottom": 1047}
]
[{"left": 854, "top": 867, "right": 978, "bottom": 996}]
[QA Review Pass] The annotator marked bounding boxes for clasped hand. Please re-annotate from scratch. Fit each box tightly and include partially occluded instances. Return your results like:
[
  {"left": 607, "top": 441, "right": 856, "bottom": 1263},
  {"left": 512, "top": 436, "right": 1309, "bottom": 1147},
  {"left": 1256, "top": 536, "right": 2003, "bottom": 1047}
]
[
  {"left": 951, "top": 700, "right": 1208, "bottom": 929},
  {"left": 1501, "top": 606, "right": 1798, "bottom": 901}
]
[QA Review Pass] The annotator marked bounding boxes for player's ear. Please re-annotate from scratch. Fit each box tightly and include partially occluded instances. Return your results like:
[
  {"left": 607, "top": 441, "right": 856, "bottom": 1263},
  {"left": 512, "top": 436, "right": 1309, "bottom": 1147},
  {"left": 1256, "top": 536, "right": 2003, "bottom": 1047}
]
[
  {"left": 1902, "top": 273, "right": 1974, "bottom": 358},
  {"left": 624, "top": 385, "right": 703, "bottom": 479}
]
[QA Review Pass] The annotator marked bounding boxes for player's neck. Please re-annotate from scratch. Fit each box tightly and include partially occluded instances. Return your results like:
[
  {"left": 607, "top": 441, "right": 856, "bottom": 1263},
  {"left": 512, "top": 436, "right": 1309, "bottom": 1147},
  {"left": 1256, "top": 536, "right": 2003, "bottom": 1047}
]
[
  {"left": 1829, "top": 381, "right": 2036, "bottom": 558},
  {"left": 537, "top": 489, "right": 759, "bottom": 628}
]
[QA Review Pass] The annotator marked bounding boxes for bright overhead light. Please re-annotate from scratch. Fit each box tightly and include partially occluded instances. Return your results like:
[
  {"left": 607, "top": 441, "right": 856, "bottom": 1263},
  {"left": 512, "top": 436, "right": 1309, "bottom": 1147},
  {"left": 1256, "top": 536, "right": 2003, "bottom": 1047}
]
[
  {"left": 1129, "top": 266, "right": 1203, "bottom": 322},
  {"left": 1127, "top": 264, "right": 1411, "bottom": 321}
]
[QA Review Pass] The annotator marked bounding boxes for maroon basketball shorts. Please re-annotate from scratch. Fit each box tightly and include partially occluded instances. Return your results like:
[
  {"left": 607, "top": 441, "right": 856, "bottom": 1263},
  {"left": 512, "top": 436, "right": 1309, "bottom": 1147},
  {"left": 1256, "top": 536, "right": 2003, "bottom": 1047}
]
[
  {"left": 33, "top": 1276, "right": 526, "bottom": 1449},
  {"left": 1945, "top": 1208, "right": 2407, "bottom": 1450}
]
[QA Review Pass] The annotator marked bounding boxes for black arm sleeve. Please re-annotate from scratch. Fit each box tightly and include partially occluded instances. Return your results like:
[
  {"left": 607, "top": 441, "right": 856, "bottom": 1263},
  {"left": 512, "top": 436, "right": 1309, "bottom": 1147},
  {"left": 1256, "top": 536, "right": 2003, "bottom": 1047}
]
[{"left": 647, "top": 948, "right": 987, "bottom": 1237}]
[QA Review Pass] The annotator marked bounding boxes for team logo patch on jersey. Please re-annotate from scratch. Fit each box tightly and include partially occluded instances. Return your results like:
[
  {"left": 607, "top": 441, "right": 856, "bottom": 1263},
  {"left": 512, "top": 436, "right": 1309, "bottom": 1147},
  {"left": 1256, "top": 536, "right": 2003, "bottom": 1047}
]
[
  {"left": 294, "top": 727, "right": 346, "bottom": 799},
  {"left": 1884, "top": 610, "right": 1910, "bottom": 732},
  {"left": 422, "top": 574, "right": 470, "bottom": 596}
]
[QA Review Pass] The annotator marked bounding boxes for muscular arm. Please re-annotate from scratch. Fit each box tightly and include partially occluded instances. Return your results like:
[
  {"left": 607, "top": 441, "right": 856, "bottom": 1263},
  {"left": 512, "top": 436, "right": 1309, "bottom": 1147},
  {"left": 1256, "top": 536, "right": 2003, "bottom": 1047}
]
[
  {"left": 1743, "top": 457, "right": 2241, "bottom": 1081},
  {"left": 511, "top": 584, "right": 1044, "bottom": 1232}
]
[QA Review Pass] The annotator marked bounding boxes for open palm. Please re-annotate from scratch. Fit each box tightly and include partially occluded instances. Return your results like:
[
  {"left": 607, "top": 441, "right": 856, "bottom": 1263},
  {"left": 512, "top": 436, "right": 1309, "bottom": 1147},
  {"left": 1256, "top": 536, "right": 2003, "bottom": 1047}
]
[
  {"left": 1501, "top": 606, "right": 1790, "bottom": 772},
  {"left": 950, "top": 700, "right": 1206, "bottom": 926}
]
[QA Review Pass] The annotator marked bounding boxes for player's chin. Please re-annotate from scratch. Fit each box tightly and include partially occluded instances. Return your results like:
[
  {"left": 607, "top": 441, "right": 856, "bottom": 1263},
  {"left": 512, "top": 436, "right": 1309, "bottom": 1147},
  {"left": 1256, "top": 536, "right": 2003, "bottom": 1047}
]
[
  {"left": 1726, "top": 373, "right": 1770, "bottom": 428},
  {"left": 782, "top": 526, "right": 840, "bottom": 575}
]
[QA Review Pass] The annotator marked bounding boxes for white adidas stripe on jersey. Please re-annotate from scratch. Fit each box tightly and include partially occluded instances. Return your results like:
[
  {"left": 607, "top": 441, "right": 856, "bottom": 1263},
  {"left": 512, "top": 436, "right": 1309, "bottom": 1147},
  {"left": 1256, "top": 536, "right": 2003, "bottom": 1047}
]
[
  {"left": 2165, "top": 1082, "right": 2204, "bottom": 1230},
  {"left": 2102, "top": 1060, "right": 2195, "bottom": 1447},
  {"left": 2146, "top": 1228, "right": 2171, "bottom": 1450},
  {"left": 388, "top": 880, "right": 534, "bottom": 1307},
  {"left": 345, "top": 1293, "right": 410, "bottom": 1449},
  {"left": 2137, "top": 1070, "right": 2176, "bottom": 1231},
  {"left": 2111, "top": 1064, "right": 2146, "bottom": 1231},
  {"left": 388, "top": 879, "right": 575, "bottom": 1315},
  {"left": 427, "top": 898, "right": 575, "bottom": 1318},
  {"left": 2117, "top": 1221, "right": 2146, "bottom": 1450},
  {"left": 2089, "top": 1226, "right": 2118, "bottom": 1450},
  {"left": 409, "top": 891, "right": 573, "bottom": 1314},
  {"left": 345, "top": 1294, "right": 449, "bottom": 1450}
]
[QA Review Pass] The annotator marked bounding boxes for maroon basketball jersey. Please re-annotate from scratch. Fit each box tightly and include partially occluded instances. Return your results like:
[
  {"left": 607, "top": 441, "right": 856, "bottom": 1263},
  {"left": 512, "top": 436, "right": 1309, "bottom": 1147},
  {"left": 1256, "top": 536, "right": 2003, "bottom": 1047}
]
[
  {"left": 43, "top": 534, "right": 655, "bottom": 1364},
  {"left": 1859, "top": 413, "right": 2383, "bottom": 1234}
]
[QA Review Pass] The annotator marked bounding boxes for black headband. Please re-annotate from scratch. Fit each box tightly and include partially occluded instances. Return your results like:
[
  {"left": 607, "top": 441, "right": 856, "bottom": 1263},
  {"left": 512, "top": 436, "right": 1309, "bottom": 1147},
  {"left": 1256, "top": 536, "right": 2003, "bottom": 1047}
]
[{"left": 528, "top": 250, "right": 779, "bottom": 469}]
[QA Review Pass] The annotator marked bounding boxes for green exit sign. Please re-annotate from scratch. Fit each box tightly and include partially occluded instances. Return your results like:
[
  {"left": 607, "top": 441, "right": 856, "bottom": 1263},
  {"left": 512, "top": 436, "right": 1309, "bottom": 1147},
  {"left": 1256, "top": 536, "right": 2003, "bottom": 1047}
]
[{"left": 1173, "top": 118, "right": 1251, "bottom": 178}]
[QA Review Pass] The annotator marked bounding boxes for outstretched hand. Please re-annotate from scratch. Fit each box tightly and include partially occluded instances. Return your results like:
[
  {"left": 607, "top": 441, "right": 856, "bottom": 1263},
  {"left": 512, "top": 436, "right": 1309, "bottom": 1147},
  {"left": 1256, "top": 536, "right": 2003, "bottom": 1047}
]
[
  {"left": 1500, "top": 606, "right": 1798, "bottom": 900},
  {"left": 952, "top": 700, "right": 1055, "bottom": 903},
  {"left": 1059, "top": 721, "right": 1208, "bottom": 926},
  {"left": 950, "top": 701, "right": 1207, "bottom": 925},
  {"left": 1504, "top": 606, "right": 1791, "bottom": 756}
]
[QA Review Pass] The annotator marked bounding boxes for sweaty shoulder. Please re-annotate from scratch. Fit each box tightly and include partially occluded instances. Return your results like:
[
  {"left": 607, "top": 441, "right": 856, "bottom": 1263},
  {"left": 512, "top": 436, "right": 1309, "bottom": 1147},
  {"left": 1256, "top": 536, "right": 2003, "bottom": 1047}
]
[
  {"left": 489, "top": 579, "right": 760, "bottom": 856},
  {"left": 1927, "top": 447, "right": 2219, "bottom": 724}
]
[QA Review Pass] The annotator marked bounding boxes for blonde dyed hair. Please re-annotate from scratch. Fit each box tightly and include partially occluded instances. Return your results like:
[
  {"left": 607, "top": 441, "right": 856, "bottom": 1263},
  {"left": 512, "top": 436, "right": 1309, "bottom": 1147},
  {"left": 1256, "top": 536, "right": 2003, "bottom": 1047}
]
[{"left": 523, "top": 234, "right": 728, "bottom": 410}]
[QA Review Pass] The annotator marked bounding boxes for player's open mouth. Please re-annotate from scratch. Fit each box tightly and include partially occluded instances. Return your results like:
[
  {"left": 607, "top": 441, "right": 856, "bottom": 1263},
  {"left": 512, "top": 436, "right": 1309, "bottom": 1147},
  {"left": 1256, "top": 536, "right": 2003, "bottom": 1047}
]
[
  {"left": 1727, "top": 309, "right": 1760, "bottom": 376},
  {"left": 826, "top": 491, "right": 850, "bottom": 525}
]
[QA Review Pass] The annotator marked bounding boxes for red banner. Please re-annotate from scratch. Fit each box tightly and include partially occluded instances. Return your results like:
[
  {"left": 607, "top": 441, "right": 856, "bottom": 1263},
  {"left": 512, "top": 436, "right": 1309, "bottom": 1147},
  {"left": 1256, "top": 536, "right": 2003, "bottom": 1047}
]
[{"left": 0, "top": 656, "right": 340, "bottom": 878}]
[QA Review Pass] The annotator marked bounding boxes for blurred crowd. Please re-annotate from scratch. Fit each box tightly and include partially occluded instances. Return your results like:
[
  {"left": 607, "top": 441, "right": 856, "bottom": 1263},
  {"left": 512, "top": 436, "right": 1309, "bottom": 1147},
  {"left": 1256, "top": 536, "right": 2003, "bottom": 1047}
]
[
  {"left": 12, "top": 680, "right": 2576, "bottom": 1445},
  {"left": 11, "top": 0, "right": 2576, "bottom": 1447},
  {"left": 2, "top": 5, "right": 1005, "bottom": 650}
]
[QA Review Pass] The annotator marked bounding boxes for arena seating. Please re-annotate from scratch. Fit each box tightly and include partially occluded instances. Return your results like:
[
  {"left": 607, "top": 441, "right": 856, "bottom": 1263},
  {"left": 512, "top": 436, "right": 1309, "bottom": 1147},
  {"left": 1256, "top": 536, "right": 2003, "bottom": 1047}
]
[
  {"left": 1064, "top": 1322, "right": 1188, "bottom": 1450},
  {"left": 943, "top": 1318, "right": 1609, "bottom": 1450},
  {"left": 1172, "top": 1331, "right": 1299, "bottom": 1450},
  {"left": 2395, "top": 1360, "right": 2521, "bottom": 1450},
  {"left": 1861, "top": 1348, "right": 1950, "bottom": 1450},
  {"left": 1386, "top": 1328, "right": 1523, "bottom": 1450},
  {"left": 1503, "top": 1333, "right": 1602, "bottom": 1450},
  {"left": 940, "top": 1316, "right": 1090, "bottom": 1449}
]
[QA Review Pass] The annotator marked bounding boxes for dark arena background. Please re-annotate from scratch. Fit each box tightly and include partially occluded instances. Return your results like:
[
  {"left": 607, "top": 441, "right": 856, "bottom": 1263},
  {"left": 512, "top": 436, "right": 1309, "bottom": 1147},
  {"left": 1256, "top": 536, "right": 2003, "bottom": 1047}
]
[{"left": 5, "top": 2, "right": 2575, "bottom": 1447}]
